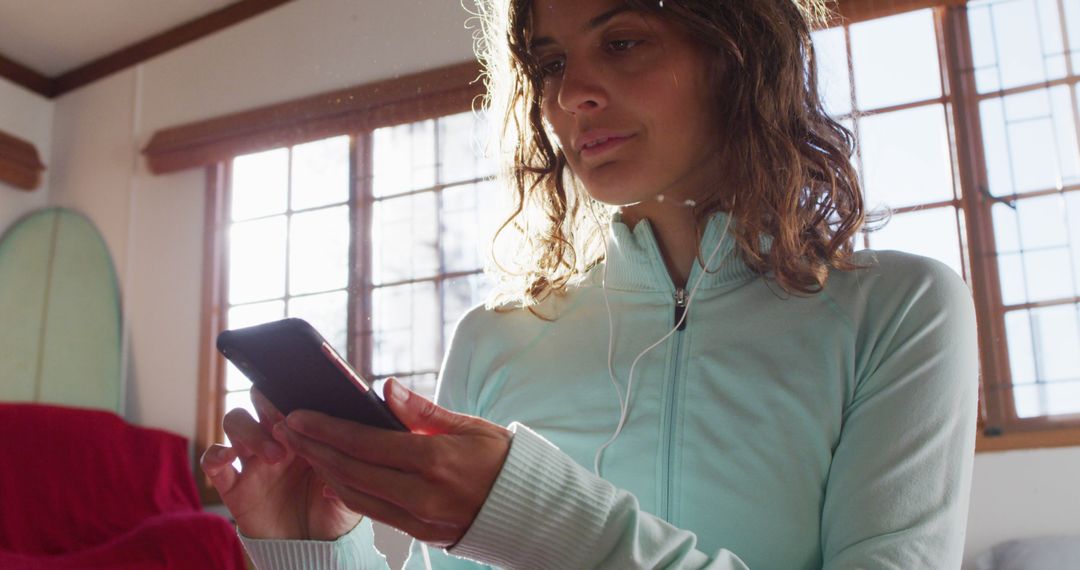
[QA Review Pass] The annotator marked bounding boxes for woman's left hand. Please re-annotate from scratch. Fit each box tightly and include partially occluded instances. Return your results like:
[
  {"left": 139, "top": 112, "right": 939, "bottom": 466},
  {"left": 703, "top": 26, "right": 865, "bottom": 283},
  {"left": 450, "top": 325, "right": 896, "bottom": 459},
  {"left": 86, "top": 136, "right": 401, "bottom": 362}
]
[{"left": 275, "top": 378, "right": 512, "bottom": 548}]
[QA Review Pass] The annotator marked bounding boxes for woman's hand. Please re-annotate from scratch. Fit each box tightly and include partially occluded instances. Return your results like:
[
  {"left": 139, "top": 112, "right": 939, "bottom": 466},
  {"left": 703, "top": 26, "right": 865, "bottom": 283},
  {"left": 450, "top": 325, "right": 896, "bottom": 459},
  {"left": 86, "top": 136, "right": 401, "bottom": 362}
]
[
  {"left": 199, "top": 388, "right": 362, "bottom": 540},
  {"left": 277, "top": 378, "right": 512, "bottom": 548}
]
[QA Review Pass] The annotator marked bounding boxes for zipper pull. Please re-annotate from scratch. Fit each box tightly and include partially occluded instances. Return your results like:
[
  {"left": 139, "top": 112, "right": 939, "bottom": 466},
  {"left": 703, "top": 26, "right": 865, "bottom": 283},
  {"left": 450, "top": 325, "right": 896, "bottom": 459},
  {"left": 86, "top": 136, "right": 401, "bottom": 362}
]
[{"left": 673, "top": 288, "right": 688, "bottom": 331}]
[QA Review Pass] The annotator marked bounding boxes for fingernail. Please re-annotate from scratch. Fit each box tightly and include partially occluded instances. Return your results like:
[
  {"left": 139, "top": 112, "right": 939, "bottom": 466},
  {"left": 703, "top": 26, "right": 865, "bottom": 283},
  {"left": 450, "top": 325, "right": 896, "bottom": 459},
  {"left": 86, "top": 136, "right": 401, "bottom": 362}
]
[
  {"left": 388, "top": 378, "right": 409, "bottom": 406},
  {"left": 263, "top": 441, "right": 285, "bottom": 462}
]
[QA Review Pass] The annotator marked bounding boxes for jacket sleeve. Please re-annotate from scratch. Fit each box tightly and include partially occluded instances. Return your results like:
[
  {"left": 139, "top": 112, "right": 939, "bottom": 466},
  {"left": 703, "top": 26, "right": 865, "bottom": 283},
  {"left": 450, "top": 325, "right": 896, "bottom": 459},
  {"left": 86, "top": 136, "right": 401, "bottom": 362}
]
[
  {"left": 446, "top": 422, "right": 752, "bottom": 569},
  {"left": 240, "top": 518, "right": 389, "bottom": 569},
  {"left": 818, "top": 257, "right": 980, "bottom": 568}
]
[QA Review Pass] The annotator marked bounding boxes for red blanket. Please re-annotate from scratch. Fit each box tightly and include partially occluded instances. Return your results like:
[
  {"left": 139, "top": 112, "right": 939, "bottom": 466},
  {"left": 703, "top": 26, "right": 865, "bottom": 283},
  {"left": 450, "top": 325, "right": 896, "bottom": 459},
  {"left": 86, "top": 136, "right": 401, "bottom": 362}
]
[{"left": 0, "top": 403, "right": 245, "bottom": 569}]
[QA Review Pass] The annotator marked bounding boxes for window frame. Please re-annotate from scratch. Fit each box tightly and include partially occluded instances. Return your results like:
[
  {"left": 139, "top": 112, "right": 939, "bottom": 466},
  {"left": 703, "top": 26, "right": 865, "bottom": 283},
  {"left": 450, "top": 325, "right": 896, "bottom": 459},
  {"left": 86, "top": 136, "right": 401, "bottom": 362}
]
[{"left": 185, "top": 64, "right": 485, "bottom": 504}]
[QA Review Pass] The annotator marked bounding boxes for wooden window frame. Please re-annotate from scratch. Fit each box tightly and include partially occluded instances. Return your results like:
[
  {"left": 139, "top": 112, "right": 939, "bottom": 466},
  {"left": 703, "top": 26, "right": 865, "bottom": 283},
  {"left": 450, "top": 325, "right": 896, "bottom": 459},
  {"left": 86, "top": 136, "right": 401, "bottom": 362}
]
[{"left": 182, "top": 63, "right": 483, "bottom": 503}]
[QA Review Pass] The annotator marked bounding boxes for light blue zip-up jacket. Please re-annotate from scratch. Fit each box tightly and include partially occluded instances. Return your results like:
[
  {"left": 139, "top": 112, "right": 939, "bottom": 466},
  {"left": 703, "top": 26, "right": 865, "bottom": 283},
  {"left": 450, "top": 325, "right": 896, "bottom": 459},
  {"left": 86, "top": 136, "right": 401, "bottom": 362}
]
[{"left": 243, "top": 211, "right": 980, "bottom": 569}]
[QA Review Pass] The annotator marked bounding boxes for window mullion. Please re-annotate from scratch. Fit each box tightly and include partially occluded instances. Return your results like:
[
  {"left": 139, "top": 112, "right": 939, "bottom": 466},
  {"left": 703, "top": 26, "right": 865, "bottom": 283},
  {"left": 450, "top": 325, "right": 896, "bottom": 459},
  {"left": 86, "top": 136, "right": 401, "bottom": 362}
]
[
  {"left": 939, "top": 4, "right": 1016, "bottom": 435},
  {"left": 354, "top": 132, "right": 375, "bottom": 381}
]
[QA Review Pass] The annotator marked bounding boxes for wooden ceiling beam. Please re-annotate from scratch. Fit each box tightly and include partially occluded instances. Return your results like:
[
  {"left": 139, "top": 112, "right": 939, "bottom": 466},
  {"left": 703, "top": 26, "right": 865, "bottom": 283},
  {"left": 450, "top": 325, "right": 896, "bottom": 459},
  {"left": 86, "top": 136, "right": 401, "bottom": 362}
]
[
  {"left": 0, "top": 0, "right": 295, "bottom": 99},
  {"left": 0, "top": 53, "right": 54, "bottom": 98}
]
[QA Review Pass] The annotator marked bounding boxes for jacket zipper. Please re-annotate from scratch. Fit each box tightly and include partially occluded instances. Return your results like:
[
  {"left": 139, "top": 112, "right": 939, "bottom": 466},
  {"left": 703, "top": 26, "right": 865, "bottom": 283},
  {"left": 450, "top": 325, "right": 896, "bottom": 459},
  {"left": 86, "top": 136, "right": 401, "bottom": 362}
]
[
  {"left": 661, "top": 287, "right": 688, "bottom": 522},
  {"left": 673, "top": 288, "right": 688, "bottom": 331}
]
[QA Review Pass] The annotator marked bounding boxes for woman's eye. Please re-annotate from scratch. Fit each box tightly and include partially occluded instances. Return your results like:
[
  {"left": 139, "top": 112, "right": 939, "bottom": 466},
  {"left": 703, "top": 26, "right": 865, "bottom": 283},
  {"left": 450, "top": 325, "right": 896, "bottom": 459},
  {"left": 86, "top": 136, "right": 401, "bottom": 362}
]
[
  {"left": 607, "top": 39, "right": 642, "bottom": 52},
  {"left": 539, "top": 58, "right": 565, "bottom": 78}
]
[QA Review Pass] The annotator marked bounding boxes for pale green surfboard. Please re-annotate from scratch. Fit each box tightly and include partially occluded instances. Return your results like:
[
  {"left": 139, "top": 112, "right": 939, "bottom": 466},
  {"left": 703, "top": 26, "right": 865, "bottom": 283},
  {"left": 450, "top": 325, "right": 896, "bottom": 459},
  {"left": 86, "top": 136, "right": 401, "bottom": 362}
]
[{"left": 0, "top": 208, "right": 122, "bottom": 412}]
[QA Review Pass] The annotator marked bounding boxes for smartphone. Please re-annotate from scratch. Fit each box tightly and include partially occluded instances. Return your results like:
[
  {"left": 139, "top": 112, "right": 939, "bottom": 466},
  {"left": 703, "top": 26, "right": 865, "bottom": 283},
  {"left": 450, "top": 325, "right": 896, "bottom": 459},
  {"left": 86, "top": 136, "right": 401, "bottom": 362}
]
[{"left": 216, "top": 318, "right": 407, "bottom": 431}]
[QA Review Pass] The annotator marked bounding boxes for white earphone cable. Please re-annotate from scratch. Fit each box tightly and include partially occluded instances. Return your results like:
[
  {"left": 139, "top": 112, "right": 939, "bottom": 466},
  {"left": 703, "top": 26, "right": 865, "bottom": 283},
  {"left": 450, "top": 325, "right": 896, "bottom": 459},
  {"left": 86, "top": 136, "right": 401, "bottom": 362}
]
[{"left": 590, "top": 204, "right": 735, "bottom": 477}]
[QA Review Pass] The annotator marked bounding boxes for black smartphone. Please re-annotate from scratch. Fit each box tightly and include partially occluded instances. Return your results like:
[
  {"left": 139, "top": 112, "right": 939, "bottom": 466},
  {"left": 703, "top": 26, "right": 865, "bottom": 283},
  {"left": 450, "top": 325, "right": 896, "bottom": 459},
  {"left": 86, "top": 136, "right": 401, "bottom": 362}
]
[{"left": 216, "top": 318, "right": 407, "bottom": 431}]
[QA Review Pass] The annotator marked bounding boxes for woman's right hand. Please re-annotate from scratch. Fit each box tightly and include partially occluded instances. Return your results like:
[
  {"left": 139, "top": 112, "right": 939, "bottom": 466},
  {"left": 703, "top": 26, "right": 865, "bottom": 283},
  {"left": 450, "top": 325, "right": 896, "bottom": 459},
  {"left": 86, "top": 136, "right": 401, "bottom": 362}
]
[{"left": 200, "top": 388, "right": 362, "bottom": 540}]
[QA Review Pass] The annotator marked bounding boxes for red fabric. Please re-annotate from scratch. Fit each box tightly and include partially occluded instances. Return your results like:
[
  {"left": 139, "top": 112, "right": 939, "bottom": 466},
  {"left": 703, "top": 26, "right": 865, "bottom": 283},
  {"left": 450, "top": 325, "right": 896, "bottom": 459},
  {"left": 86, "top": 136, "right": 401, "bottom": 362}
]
[{"left": 0, "top": 403, "right": 245, "bottom": 569}]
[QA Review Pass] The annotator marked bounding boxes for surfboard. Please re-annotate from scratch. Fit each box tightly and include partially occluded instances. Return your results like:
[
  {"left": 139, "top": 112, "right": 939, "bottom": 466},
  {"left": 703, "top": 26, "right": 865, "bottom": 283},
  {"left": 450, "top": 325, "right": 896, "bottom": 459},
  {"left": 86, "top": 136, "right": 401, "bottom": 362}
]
[{"left": 0, "top": 208, "right": 122, "bottom": 412}]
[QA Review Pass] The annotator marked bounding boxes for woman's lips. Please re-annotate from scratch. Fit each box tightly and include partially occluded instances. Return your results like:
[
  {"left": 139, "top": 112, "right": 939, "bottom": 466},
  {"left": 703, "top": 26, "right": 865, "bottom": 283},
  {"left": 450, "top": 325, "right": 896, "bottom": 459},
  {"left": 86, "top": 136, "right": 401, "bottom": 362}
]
[{"left": 580, "top": 135, "right": 635, "bottom": 159}]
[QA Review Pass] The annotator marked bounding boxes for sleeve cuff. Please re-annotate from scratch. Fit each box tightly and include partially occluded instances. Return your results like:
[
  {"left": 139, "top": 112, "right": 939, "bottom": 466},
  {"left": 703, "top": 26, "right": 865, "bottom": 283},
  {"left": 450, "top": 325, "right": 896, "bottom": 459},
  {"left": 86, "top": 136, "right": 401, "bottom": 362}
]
[
  {"left": 448, "top": 422, "right": 616, "bottom": 569},
  {"left": 239, "top": 517, "right": 386, "bottom": 570}
]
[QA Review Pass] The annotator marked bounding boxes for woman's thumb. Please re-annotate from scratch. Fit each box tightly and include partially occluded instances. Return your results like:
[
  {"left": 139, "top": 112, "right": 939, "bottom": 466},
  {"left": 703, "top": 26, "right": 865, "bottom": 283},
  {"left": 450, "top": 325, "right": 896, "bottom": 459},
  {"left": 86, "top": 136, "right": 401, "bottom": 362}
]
[{"left": 384, "top": 378, "right": 464, "bottom": 435}]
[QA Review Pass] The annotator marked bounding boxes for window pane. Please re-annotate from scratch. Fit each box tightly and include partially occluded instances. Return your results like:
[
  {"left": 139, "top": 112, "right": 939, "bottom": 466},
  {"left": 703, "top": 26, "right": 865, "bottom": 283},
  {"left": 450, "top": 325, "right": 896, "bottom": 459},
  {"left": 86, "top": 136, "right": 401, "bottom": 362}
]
[
  {"left": 372, "top": 192, "right": 439, "bottom": 284},
  {"left": 1005, "top": 310, "right": 1038, "bottom": 384},
  {"left": 441, "top": 185, "right": 482, "bottom": 273},
  {"left": 858, "top": 105, "right": 955, "bottom": 209},
  {"left": 967, "top": 0, "right": 1068, "bottom": 94},
  {"left": 229, "top": 216, "right": 287, "bottom": 304},
  {"left": 1068, "top": 0, "right": 1080, "bottom": 70},
  {"left": 372, "top": 120, "right": 436, "bottom": 197},
  {"left": 232, "top": 148, "right": 288, "bottom": 221},
  {"left": 997, "top": 252, "right": 1029, "bottom": 306},
  {"left": 995, "top": 194, "right": 1077, "bottom": 305},
  {"left": 850, "top": 9, "right": 941, "bottom": 109},
  {"left": 288, "top": 290, "right": 348, "bottom": 357},
  {"left": 292, "top": 136, "right": 350, "bottom": 210},
  {"left": 811, "top": 26, "right": 852, "bottom": 118},
  {"left": 289, "top": 205, "right": 350, "bottom": 295},
  {"left": 1007, "top": 303, "right": 1080, "bottom": 418},
  {"left": 980, "top": 87, "right": 1080, "bottom": 197},
  {"left": 867, "top": 207, "right": 965, "bottom": 277},
  {"left": 372, "top": 281, "right": 438, "bottom": 376},
  {"left": 439, "top": 111, "right": 496, "bottom": 185},
  {"left": 1069, "top": 192, "right": 1080, "bottom": 290},
  {"left": 1013, "top": 381, "right": 1080, "bottom": 418}
]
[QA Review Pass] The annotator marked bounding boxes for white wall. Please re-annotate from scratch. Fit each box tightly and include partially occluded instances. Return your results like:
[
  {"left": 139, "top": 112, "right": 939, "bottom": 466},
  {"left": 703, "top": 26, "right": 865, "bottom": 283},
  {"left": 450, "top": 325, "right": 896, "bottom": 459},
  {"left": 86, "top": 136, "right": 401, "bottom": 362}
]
[
  {"left": 6, "top": 0, "right": 1079, "bottom": 567},
  {"left": 0, "top": 76, "right": 52, "bottom": 231},
  {"left": 963, "top": 446, "right": 1080, "bottom": 567}
]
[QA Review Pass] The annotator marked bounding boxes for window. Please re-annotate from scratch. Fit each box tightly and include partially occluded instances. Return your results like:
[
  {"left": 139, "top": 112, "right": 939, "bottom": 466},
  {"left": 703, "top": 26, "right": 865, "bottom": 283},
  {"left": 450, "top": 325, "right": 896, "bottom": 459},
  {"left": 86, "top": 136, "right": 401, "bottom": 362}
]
[
  {"left": 812, "top": 1, "right": 1080, "bottom": 445},
  {"left": 217, "top": 111, "right": 499, "bottom": 427}
]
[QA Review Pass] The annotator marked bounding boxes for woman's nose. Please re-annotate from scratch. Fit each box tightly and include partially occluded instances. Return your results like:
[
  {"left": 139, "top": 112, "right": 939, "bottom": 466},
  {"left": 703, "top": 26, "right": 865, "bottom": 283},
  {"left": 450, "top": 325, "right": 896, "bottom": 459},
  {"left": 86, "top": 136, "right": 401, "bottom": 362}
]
[{"left": 556, "top": 62, "right": 608, "bottom": 115}]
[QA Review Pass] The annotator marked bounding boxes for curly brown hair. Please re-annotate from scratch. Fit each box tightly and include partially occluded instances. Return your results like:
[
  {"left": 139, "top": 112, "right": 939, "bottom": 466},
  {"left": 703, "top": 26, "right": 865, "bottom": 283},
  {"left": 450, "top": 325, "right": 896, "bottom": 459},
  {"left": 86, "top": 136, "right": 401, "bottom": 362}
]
[{"left": 473, "top": 0, "right": 866, "bottom": 311}]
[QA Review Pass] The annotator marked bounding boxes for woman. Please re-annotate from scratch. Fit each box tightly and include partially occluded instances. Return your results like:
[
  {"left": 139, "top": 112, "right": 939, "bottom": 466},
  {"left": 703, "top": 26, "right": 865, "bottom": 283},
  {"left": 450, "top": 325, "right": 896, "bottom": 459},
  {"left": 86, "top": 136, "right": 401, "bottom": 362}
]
[{"left": 202, "top": 0, "right": 979, "bottom": 568}]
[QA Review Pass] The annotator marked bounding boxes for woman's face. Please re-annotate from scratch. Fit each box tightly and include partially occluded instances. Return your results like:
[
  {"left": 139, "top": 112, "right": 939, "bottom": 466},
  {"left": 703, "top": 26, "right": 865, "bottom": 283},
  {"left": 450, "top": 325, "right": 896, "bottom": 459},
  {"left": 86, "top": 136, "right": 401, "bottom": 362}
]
[{"left": 530, "top": 0, "right": 722, "bottom": 207}]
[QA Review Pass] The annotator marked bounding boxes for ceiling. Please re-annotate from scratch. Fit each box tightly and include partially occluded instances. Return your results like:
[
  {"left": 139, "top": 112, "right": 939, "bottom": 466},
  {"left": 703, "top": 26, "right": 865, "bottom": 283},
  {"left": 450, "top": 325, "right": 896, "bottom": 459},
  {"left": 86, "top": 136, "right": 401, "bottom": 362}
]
[{"left": 0, "top": 0, "right": 234, "bottom": 77}]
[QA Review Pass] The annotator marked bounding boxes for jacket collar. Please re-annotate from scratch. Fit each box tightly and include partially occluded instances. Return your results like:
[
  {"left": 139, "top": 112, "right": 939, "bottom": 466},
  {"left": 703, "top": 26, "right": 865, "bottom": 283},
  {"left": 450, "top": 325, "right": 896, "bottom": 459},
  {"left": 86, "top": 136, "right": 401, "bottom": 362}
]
[{"left": 593, "top": 210, "right": 762, "bottom": 292}]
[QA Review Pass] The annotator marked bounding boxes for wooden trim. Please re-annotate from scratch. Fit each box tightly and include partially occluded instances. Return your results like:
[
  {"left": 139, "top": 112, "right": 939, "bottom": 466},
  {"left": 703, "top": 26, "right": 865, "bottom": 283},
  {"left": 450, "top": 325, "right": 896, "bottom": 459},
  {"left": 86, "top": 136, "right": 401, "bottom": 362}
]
[
  {"left": 0, "top": 53, "right": 54, "bottom": 98},
  {"left": 355, "top": 132, "right": 375, "bottom": 381},
  {"left": 143, "top": 61, "right": 485, "bottom": 175},
  {"left": 52, "top": 0, "right": 295, "bottom": 98},
  {"left": 828, "top": 0, "right": 967, "bottom": 26},
  {"left": 195, "top": 163, "right": 229, "bottom": 505},
  {"left": 0, "top": 129, "right": 46, "bottom": 191},
  {"left": 977, "top": 424, "right": 1080, "bottom": 452}
]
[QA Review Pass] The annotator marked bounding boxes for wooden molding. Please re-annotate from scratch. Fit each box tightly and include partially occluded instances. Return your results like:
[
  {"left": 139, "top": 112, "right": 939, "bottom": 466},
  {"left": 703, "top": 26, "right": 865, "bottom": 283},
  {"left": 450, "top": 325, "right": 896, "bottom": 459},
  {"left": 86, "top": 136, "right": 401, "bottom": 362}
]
[
  {"left": 827, "top": 0, "right": 967, "bottom": 27},
  {"left": 143, "top": 60, "right": 485, "bottom": 174},
  {"left": 0, "top": 129, "right": 45, "bottom": 190},
  {"left": 195, "top": 164, "right": 228, "bottom": 506},
  {"left": 0, "top": 0, "right": 295, "bottom": 99},
  {"left": 53, "top": 0, "right": 295, "bottom": 97},
  {"left": 0, "top": 53, "right": 53, "bottom": 98},
  {"left": 977, "top": 424, "right": 1080, "bottom": 453}
]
